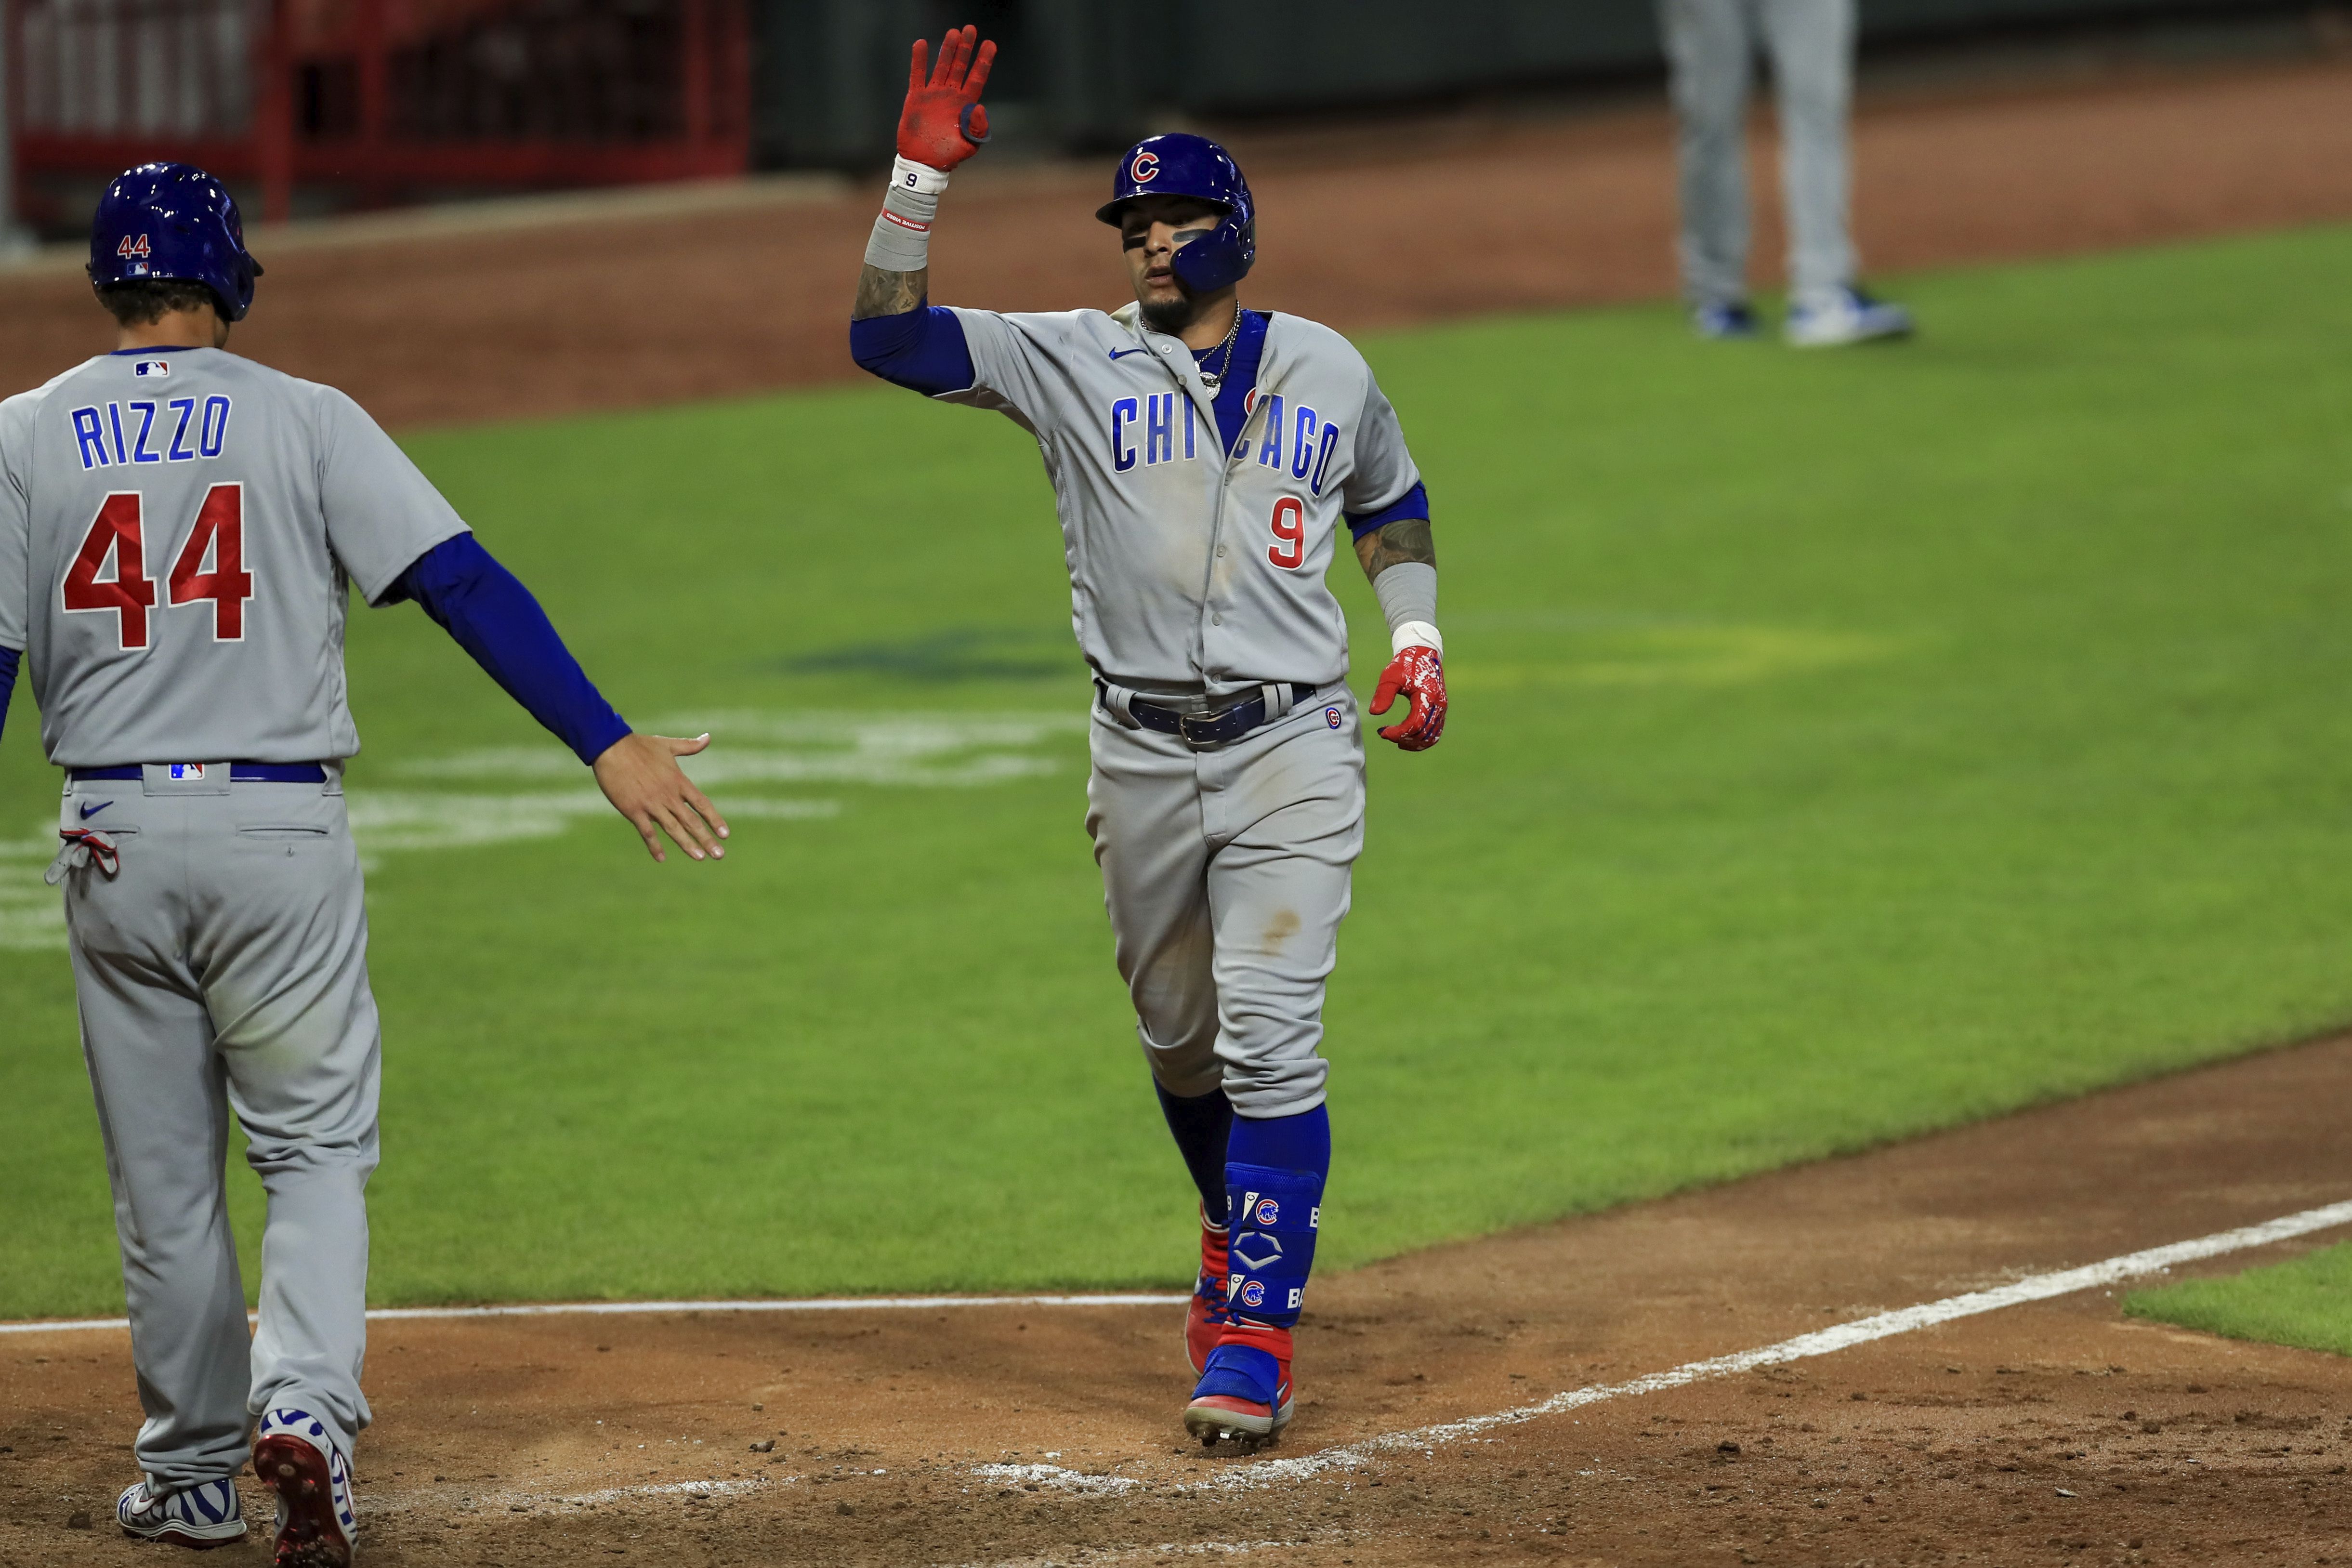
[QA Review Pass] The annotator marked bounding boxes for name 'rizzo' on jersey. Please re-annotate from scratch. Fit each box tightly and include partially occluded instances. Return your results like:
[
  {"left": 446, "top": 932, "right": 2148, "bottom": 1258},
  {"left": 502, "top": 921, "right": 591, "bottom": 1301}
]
[{"left": 937, "top": 300, "right": 1423, "bottom": 697}]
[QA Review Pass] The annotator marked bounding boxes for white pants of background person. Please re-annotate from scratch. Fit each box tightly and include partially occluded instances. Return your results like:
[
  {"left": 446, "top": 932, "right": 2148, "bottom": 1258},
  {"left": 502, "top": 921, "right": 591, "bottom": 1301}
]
[{"left": 1661, "top": 0, "right": 1909, "bottom": 343}]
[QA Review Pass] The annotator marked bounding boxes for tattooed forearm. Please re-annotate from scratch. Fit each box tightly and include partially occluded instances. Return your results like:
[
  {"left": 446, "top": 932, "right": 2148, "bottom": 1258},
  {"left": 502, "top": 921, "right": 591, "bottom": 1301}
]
[
  {"left": 853, "top": 264, "right": 927, "bottom": 321},
  {"left": 1354, "top": 517, "right": 1435, "bottom": 581}
]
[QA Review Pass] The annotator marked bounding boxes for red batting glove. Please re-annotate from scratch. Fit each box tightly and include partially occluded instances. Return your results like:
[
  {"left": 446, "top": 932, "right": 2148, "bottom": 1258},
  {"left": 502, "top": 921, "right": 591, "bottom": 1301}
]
[
  {"left": 898, "top": 25, "right": 996, "bottom": 172},
  {"left": 1371, "top": 645, "right": 1447, "bottom": 752}
]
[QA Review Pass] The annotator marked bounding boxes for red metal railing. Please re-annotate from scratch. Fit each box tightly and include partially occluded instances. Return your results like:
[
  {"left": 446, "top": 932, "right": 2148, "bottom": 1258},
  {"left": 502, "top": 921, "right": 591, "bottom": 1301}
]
[{"left": 8, "top": 0, "right": 748, "bottom": 224}]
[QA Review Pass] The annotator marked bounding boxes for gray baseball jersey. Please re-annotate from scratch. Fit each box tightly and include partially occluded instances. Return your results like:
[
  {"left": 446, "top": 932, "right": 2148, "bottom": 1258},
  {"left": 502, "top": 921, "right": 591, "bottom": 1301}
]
[
  {"left": 0, "top": 347, "right": 468, "bottom": 767},
  {"left": 942, "top": 301, "right": 1420, "bottom": 695}
]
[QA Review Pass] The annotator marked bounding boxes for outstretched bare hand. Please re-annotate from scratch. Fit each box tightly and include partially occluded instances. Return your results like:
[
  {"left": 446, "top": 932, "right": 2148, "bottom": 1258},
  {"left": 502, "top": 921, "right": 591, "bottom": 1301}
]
[
  {"left": 592, "top": 733, "right": 730, "bottom": 863},
  {"left": 899, "top": 24, "right": 996, "bottom": 171}
]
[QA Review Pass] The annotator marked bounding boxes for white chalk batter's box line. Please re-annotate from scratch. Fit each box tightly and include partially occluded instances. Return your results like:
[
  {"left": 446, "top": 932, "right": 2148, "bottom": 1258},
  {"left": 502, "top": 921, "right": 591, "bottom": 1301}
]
[{"left": 5, "top": 1199, "right": 2349, "bottom": 1509}]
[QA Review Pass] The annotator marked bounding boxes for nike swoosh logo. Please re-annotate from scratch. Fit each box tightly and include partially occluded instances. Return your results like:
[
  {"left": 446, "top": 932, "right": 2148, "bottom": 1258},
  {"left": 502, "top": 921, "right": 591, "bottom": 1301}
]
[
  {"left": 1107, "top": 347, "right": 1149, "bottom": 360},
  {"left": 79, "top": 800, "right": 111, "bottom": 820}
]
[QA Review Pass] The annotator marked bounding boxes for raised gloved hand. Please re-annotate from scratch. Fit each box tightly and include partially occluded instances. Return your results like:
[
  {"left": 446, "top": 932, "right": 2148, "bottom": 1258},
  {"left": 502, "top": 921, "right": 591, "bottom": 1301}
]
[
  {"left": 1370, "top": 646, "right": 1447, "bottom": 751},
  {"left": 898, "top": 24, "right": 996, "bottom": 173}
]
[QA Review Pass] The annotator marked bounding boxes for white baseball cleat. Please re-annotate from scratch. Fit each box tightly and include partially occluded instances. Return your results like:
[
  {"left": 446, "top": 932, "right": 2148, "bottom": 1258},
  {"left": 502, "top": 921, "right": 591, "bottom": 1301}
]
[
  {"left": 254, "top": 1407, "right": 357, "bottom": 1568},
  {"left": 116, "top": 1475, "right": 247, "bottom": 1547},
  {"left": 1785, "top": 285, "right": 1914, "bottom": 347}
]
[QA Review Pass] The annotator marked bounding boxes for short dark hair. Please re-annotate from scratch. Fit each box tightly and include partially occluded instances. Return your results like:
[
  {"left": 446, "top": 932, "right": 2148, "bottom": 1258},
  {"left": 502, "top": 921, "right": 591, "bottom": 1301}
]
[{"left": 94, "top": 278, "right": 221, "bottom": 326}]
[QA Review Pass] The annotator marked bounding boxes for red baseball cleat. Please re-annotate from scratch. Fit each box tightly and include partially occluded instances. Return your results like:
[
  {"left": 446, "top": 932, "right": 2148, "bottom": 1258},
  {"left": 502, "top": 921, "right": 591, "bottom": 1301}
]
[
  {"left": 1183, "top": 1320, "right": 1294, "bottom": 1449},
  {"left": 253, "top": 1408, "right": 356, "bottom": 1568}
]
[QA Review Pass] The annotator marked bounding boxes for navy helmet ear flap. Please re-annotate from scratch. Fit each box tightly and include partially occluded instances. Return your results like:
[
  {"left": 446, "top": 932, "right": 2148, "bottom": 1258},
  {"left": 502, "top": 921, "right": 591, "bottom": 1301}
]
[{"left": 1099, "top": 132, "right": 1256, "bottom": 293}]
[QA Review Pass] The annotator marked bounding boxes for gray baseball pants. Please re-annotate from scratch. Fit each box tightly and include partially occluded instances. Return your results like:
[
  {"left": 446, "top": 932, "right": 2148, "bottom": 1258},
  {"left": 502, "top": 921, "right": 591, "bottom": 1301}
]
[
  {"left": 55, "top": 768, "right": 377, "bottom": 1489},
  {"left": 1661, "top": 0, "right": 1859, "bottom": 306},
  {"left": 1086, "top": 687, "right": 1364, "bottom": 1118}
]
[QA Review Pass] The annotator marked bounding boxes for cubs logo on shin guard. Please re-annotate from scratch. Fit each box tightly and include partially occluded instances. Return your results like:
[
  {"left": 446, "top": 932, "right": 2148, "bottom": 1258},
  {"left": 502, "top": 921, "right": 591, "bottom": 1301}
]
[{"left": 1221, "top": 1162, "right": 1322, "bottom": 1329}]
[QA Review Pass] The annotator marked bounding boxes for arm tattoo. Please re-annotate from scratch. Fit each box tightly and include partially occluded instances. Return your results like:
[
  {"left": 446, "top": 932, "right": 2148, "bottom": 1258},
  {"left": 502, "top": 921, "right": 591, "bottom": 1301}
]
[
  {"left": 854, "top": 264, "right": 927, "bottom": 321},
  {"left": 1354, "top": 517, "right": 1436, "bottom": 581}
]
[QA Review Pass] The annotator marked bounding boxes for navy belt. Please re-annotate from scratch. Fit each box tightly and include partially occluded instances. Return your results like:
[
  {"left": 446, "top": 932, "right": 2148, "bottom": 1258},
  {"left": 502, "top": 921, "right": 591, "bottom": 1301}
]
[
  {"left": 1101, "top": 682, "right": 1315, "bottom": 748},
  {"left": 71, "top": 763, "right": 328, "bottom": 785}
]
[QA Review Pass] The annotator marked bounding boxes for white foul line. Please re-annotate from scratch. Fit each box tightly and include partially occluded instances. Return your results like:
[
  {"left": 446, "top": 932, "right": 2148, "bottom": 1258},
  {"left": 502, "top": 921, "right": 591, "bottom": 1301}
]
[
  {"left": 1201, "top": 1196, "right": 2352, "bottom": 1487},
  {"left": 0, "top": 1292, "right": 1189, "bottom": 1338}
]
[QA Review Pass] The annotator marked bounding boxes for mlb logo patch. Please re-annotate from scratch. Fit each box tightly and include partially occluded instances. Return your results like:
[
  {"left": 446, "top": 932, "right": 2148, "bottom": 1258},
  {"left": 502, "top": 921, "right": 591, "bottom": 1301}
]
[
  {"left": 168, "top": 763, "right": 206, "bottom": 781},
  {"left": 1324, "top": 707, "right": 1342, "bottom": 730},
  {"left": 133, "top": 359, "right": 169, "bottom": 378}
]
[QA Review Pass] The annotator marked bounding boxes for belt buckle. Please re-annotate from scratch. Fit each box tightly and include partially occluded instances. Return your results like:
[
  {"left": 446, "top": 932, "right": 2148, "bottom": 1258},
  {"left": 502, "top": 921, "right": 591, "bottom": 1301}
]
[{"left": 1177, "top": 710, "right": 1217, "bottom": 749}]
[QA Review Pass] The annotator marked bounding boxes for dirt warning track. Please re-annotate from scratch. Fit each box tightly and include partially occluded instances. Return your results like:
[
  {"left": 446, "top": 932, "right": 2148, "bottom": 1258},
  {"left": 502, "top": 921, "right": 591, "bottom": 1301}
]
[{"left": 9, "top": 1033, "right": 2352, "bottom": 1565}]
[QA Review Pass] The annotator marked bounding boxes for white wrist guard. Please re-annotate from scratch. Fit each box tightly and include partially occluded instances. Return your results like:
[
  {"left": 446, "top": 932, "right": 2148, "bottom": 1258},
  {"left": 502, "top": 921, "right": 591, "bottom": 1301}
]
[
  {"left": 1391, "top": 620, "right": 1444, "bottom": 658},
  {"left": 865, "top": 158, "right": 950, "bottom": 273}
]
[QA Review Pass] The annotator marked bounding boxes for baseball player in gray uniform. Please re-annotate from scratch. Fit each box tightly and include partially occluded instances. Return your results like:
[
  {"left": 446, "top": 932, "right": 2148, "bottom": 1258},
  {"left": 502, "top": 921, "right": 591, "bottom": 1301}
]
[
  {"left": 0, "top": 164, "right": 727, "bottom": 1564},
  {"left": 851, "top": 29, "right": 1447, "bottom": 1448}
]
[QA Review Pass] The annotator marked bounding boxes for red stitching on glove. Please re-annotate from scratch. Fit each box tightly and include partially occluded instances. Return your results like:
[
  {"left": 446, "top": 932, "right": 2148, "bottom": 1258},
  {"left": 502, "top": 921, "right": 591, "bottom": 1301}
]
[
  {"left": 897, "top": 25, "right": 996, "bottom": 172},
  {"left": 59, "top": 826, "right": 120, "bottom": 876},
  {"left": 1371, "top": 646, "right": 1447, "bottom": 752}
]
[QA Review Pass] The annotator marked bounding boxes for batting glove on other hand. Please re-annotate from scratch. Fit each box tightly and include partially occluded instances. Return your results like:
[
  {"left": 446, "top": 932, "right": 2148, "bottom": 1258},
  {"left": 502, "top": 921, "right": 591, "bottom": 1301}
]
[
  {"left": 1371, "top": 646, "right": 1447, "bottom": 751},
  {"left": 898, "top": 25, "right": 995, "bottom": 172}
]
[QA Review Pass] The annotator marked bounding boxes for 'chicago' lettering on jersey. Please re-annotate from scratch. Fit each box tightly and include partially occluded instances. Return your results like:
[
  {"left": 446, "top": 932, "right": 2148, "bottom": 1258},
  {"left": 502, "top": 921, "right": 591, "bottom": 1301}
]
[
  {"left": 71, "top": 396, "right": 231, "bottom": 472},
  {"left": 1109, "top": 387, "right": 1339, "bottom": 493}
]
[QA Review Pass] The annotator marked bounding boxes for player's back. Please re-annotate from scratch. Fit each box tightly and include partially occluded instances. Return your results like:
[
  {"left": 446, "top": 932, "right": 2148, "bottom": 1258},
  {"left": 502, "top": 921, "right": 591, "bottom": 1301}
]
[{"left": 0, "top": 347, "right": 462, "bottom": 769}]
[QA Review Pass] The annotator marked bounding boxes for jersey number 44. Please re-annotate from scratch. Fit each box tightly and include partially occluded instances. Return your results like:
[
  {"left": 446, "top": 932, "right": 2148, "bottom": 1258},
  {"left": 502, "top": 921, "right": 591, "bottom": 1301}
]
[{"left": 63, "top": 486, "right": 254, "bottom": 649}]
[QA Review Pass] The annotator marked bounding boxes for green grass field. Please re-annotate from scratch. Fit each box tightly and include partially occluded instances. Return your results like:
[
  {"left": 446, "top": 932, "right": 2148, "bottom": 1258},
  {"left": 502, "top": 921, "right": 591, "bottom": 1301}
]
[
  {"left": 2126, "top": 1243, "right": 2352, "bottom": 1357},
  {"left": 5, "top": 224, "right": 2352, "bottom": 1318}
]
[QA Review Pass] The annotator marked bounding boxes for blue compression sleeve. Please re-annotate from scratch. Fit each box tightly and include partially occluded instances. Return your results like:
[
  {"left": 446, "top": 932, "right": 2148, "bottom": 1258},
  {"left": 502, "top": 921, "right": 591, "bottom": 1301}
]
[
  {"left": 850, "top": 304, "right": 976, "bottom": 397},
  {"left": 387, "top": 535, "right": 631, "bottom": 766},
  {"left": 1345, "top": 481, "right": 1430, "bottom": 542},
  {"left": 0, "top": 647, "right": 17, "bottom": 750}
]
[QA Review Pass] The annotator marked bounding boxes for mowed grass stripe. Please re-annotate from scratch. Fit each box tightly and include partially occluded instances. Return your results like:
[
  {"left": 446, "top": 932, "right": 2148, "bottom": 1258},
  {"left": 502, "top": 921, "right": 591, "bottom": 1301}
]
[{"left": 2, "top": 224, "right": 2350, "bottom": 1313}]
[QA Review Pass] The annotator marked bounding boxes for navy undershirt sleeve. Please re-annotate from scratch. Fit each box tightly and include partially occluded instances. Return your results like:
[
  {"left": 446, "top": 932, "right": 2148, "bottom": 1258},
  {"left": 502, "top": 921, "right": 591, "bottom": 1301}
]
[
  {"left": 1345, "top": 480, "right": 1431, "bottom": 541},
  {"left": 0, "top": 647, "right": 17, "bottom": 750},
  {"left": 384, "top": 535, "right": 632, "bottom": 766},
  {"left": 850, "top": 304, "right": 976, "bottom": 397}
]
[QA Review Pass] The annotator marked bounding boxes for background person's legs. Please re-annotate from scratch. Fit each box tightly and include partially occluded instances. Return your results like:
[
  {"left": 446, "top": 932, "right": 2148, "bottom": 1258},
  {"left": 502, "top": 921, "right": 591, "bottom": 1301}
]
[
  {"left": 1759, "top": 0, "right": 1858, "bottom": 301},
  {"left": 1662, "top": 0, "right": 1759, "bottom": 313}
]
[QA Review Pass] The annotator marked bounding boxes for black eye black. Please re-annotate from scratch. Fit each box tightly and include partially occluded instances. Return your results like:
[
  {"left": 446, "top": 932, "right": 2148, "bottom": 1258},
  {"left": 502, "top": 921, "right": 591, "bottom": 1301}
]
[{"left": 1122, "top": 232, "right": 1146, "bottom": 250}]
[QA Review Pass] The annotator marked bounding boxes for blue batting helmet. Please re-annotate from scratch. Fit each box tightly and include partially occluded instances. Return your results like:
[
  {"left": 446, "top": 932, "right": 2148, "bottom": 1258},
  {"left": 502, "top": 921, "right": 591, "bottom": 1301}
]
[
  {"left": 1095, "top": 133, "right": 1255, "bottom": 295},
  {"left": 87, "top": 162, "right": 263, "bottom": 322}
]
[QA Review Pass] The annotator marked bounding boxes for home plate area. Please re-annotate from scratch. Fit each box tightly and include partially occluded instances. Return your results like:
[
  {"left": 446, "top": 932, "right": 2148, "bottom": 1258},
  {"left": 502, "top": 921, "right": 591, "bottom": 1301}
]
[{"left": 8, "top": 1035, "right": 2352, "bottom": 1565}]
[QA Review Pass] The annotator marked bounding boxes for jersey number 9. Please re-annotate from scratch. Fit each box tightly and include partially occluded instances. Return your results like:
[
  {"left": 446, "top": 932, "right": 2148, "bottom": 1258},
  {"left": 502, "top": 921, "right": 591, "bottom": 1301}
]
[
  {"left": 63, "top": 485, "right": 253, "bottom": 649},
  {"left": 1267, "top": 496, "right": 1306, "bottom": 571}
]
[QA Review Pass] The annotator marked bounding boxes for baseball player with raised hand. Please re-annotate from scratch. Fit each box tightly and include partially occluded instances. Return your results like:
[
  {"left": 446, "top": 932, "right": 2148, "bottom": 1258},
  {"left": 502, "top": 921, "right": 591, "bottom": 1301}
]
[
  {"left": 852, "top": 27, "right": 1446, "bottom": 1449},
  {"left": 0, "top": 164, "right": 726, "bottom": 1564}
]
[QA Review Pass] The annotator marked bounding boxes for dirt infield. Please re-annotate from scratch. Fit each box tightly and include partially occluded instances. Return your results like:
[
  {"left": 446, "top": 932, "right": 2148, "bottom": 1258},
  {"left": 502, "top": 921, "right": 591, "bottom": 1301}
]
[
  {"left": 8, "top": 1032, "right": 2352, "bottom": 1566},
  {"left": 4, "top": 54, "right": 2352, "bottom": 429}
]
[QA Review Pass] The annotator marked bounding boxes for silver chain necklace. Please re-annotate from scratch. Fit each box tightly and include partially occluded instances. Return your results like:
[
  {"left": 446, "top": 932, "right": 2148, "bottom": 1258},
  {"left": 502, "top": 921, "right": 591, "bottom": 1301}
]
[{"left": 1197, "top": 302, "right": 1244, "bottom": 389}]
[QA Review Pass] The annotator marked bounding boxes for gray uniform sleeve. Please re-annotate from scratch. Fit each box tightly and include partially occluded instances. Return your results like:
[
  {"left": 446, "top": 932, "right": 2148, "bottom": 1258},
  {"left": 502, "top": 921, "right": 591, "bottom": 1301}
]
[
  {"left": 1340, "top": 365, "right": 1424, "bottom": 519},
  {"left": 0, "top": 393, "right": 32, "bottom": 650},
  {"left": 315, "top": 386, "right": 472, "bottom": 605},
  {"left": 937, "top": 308, "right": 1056, "bottom": 429}
]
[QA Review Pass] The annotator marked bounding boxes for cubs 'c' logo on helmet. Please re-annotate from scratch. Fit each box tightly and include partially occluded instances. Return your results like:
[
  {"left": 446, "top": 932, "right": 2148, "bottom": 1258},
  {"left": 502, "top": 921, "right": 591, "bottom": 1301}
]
[
  {"left": 1130, "top": 149, "right": 1159, "bottom": 184},
  {"left": 1254, "top": 1197, "right": 1280, "bottom": 1226}
]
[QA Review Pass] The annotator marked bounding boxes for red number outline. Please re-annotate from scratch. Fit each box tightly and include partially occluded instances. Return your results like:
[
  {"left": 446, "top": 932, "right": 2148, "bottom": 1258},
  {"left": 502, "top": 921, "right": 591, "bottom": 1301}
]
[
  {"left": 1267, "top": 495, "right": 1306, "bottom": 571},
  {"left": 61, "top": 492, "right": 159, "bottom": 649},
  {"left": 167, "top": 483, "right": 254, "bottom": 641}
]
